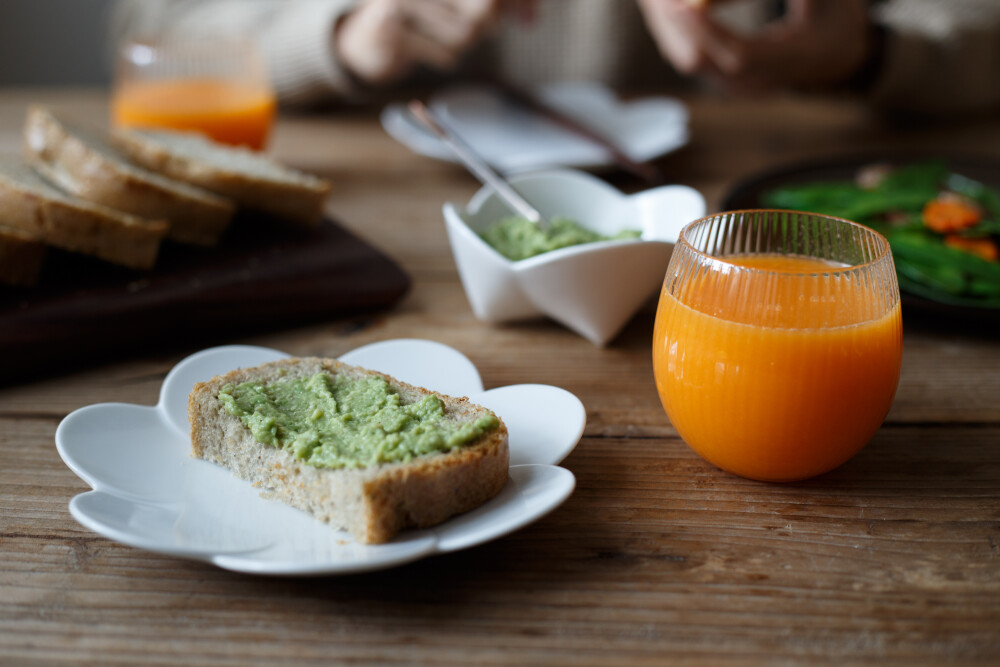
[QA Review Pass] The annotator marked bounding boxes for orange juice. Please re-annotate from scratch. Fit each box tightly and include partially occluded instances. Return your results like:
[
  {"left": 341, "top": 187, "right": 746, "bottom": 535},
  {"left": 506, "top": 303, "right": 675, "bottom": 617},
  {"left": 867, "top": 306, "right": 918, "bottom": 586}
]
[
  {"left": 112, "top": 79, "right": 275, "bottom": 150},
  {"left": 653, "top": 255, "right": 903, "bottom": 482}
]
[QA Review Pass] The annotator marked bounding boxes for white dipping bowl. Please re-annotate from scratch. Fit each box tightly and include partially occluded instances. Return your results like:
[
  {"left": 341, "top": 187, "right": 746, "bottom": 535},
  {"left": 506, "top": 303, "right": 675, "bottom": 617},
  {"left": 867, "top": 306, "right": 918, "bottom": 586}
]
[{"left": 443, "top": 169, "right": 705, "bottom": 345}]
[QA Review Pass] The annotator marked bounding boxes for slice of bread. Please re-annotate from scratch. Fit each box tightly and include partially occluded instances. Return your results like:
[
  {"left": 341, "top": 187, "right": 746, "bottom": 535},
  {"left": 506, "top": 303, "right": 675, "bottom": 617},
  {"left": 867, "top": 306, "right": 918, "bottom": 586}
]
[
  {"left": 0, "top": 224, "right": 46, "bottom": 286},
  {"left": 0, "top": 156, "right": 166, "bottom": 269},
  {"left": 113, "top": 129, "right": 332, "bottom": 227},
  {"left": 24, "top": 106, "right": 235, "bottom": 246},
  {"left": 188, "top": 357, "right": 509, "bottom": 544}
]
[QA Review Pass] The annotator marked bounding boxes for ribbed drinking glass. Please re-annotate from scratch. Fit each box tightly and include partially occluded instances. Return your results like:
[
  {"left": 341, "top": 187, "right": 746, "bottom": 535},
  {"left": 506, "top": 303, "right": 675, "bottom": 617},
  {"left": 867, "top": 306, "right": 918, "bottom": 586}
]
[{"left": 653, "top": 210, "right": 903, "bottom": 482}]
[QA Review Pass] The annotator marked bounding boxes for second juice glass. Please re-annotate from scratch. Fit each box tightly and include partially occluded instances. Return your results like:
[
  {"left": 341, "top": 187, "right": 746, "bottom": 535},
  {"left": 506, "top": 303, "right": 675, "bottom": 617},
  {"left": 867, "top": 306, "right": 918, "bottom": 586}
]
[{"left": 112, "top": 38, "right": 276, "bottom": 150}]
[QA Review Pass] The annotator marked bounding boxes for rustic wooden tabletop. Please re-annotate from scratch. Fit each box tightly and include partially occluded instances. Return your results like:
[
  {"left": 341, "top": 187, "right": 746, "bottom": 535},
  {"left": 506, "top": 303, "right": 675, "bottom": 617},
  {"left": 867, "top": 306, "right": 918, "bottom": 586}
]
[{"left": 2, "top": 89, "right": 999, "bottom": 664}]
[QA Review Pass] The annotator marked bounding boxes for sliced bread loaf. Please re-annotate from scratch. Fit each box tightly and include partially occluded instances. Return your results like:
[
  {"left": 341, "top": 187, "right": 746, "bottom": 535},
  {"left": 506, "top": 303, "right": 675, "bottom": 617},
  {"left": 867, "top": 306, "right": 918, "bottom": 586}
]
[
  {"left": 188, "top": 357, "right": 509, "bottom": 544},
  {"left": 112, "top": 129, "right": 332, "bottom": 227},
  {"left": 0, "top": 156, "right": 166, "bottom": 269},
  {"left": 0, "top": 224, "right": 46, "bottom": 286},
  {"left": 24, "top": 106, "right": 235, "bottom": 246}
]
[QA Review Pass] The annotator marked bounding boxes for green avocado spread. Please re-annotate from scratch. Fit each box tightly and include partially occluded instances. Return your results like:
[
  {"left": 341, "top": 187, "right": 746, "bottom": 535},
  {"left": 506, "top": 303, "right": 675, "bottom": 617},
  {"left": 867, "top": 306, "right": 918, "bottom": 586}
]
[
  {"left": 217, "top": 372, "right": 499, "bottom": 470},
  {"left": 480, "top": 216, "right": 642, "bottom": 261}
]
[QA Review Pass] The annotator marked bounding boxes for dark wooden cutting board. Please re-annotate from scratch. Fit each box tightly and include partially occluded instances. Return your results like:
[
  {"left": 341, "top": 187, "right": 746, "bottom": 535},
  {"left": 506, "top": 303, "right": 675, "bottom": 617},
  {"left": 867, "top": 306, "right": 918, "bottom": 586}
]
[{"left": 0, "top": 214, "right": 410, "bottom": 384}]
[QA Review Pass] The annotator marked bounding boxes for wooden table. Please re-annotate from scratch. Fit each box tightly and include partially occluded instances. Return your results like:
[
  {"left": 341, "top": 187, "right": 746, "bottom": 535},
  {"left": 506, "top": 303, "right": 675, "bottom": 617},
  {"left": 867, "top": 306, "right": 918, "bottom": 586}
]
[{"left": 2, "top": 89, "right": 999, "bottom": 664}]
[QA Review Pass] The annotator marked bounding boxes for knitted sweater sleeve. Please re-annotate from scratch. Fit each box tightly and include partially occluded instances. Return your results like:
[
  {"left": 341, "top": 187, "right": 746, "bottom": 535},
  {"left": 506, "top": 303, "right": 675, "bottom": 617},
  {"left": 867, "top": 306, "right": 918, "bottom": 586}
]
[{"left": 112, "top": 0, "right": 1000, "bottom": 115}]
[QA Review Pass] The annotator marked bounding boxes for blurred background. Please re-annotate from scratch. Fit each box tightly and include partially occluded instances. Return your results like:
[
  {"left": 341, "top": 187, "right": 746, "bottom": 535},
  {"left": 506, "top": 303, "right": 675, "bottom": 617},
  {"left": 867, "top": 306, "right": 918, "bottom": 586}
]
[{"left": 0, "top": 0, "right": 116, "bottom": 86}]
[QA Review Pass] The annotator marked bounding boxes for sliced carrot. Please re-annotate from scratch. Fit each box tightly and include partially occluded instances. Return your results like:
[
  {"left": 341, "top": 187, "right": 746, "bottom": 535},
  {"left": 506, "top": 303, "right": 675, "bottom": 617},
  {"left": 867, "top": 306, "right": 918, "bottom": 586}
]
[
  {"left": 922, "top": 197, "right": 982, "bottom": 233},
  {"left": 944, "top": 235, "right": 999, "bottom": 262}
]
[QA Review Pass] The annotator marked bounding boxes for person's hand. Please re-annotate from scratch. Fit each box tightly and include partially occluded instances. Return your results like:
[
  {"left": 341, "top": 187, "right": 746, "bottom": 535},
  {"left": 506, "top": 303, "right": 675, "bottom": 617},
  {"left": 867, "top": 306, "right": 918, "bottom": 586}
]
[
  {"left": 335, "top": 0, "right": 502, "bottom": 86},
  {"left": 636, "top": 0, "right": 874, "bottom": 92}
]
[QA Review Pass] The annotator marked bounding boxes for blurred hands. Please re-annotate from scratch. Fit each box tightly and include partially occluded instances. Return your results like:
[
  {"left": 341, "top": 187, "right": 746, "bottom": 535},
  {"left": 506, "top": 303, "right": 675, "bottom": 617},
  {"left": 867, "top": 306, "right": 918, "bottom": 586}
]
[
  {"left": 637, "top": 0, "right": 873, "bottom": 92},
  {"left": 336, "top": 0, "right": 502, "bottom": 86}
]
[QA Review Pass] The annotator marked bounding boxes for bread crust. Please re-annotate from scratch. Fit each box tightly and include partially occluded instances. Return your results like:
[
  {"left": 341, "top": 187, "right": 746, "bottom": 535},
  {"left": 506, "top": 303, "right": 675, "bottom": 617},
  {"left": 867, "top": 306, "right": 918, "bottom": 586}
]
[
  {"left": 113, "top": 130, "right": 332, "bottom": 227},
  {"left": 24, "top": 106, "right": 235, "bottom": 246},
  {"left": 188, "top": 357, "right": 509, "bottom": 544},
  {"left": 0, "top": 159, "right": 166, "bottom": 269}
]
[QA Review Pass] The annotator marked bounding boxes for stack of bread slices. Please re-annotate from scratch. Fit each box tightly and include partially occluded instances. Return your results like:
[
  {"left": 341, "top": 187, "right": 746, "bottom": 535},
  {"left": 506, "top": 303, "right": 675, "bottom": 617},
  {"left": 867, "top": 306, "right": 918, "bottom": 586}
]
[{"left": 0, "top": 105, "right": 332, "bottom": 285}]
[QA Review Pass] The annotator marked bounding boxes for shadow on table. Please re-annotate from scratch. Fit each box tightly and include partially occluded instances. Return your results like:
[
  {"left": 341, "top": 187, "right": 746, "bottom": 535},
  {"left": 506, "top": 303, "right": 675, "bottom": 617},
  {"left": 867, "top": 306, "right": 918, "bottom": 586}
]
[{"left": 817, "top": 422, "right": 1000, "bottom": 488}]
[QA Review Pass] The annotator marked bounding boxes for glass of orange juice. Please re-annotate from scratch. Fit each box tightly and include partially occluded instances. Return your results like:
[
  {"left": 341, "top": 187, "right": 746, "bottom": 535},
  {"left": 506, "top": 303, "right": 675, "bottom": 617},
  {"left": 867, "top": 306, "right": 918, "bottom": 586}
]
[
  {"left": 111, "top": 38, "right": 276, "bottom": 150},
  {"left": 652, "top": 210, "right": 903, "bottom": 482}
]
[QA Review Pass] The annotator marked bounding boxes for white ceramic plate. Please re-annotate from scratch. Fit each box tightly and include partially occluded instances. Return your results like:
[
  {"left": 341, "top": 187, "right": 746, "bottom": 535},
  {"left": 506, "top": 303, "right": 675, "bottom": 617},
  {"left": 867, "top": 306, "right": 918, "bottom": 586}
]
[
  {"left": 382, "top": 81, "right": 689, "bottom": 172},
  {"left": 56, "top": 340, "right": 584, "bottom": 576}
]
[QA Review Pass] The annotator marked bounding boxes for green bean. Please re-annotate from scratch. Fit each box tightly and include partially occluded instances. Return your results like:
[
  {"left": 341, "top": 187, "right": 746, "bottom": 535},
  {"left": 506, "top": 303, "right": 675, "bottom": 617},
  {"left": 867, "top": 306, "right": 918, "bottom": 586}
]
[
  {"left": 967, "top": 278, "right": 1000, "bottom": 297},
  {"left": 958, "top": 220, "right": 1000, "bottom": 237},
  {"left": 889, "top": 231, "right": 1000, "bottom": 283},
  {"left": 893, "top": 252, "right": 966, "bottom": 295}
]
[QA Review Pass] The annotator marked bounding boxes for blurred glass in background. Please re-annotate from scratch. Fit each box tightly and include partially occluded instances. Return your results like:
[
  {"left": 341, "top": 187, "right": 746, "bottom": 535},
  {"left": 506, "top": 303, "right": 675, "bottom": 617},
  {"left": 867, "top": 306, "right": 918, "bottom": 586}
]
[{"left": 111, "top": 38, "right": 276, "bottom": 149}]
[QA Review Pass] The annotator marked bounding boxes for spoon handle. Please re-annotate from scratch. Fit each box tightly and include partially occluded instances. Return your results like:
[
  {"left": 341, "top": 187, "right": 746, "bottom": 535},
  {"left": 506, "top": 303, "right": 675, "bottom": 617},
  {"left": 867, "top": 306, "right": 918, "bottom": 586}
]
[{"left": 408, "top": 100, "right": 547, "bottom": 227}]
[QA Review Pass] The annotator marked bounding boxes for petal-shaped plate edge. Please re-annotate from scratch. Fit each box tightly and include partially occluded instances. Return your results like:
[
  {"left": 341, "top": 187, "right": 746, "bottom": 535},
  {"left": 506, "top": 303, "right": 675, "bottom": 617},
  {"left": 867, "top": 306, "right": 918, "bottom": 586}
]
[
  {"left": 69, "top": 490, "right": 271, "bottom": 559},
  {"left": 471, "top": 384, "right": 585, "bottom": 466},
  {"left": 210, "top": 532, "right": 439, "bottom": 576},
  {"left": 434, "top": 464, "right": 576, "bottom": 553},
  {"left": 56, "top": 402, "right": 185, "bottom": 502},
  {"left": 55, "top": 402, "right": 159, "bottom": 494},
  {"left": 338, "top": 338, "right": 484, "bottom": 396}
]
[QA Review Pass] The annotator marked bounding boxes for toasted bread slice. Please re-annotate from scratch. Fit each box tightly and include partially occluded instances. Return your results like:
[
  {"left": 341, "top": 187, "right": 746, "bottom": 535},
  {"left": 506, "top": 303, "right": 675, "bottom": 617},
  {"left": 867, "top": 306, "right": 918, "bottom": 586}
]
[
  {"left": 188, "top": 357, "right": 509, "bottom": 544},
  {"left": 0, "top": 156, "right": 166, "bottom": 269},
  {"left": 0, "top": 224, "right": 46, "bottom": 286},
  {"left": 113, "top": 129, "right": 332, "bottom": 227},
  {"left": 24, "top": 106, "right": 235, "bottom": 246}
]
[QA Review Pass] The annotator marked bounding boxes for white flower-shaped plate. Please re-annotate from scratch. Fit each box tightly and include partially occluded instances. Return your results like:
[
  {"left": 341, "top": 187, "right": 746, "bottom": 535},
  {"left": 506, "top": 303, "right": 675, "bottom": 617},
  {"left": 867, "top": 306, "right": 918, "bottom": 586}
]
[
  {"left": 55, "top": 340, "right": 584, "bottom": 576},
  {"left": 381, "top": 81, "right": 688, "bottom": 172}
]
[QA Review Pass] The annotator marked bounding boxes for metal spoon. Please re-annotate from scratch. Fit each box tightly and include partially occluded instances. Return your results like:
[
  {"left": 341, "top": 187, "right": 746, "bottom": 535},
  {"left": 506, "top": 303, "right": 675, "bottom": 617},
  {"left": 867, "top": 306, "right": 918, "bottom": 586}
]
[{"left": 407, "top": 99, "right": 548, "bottom": 228}]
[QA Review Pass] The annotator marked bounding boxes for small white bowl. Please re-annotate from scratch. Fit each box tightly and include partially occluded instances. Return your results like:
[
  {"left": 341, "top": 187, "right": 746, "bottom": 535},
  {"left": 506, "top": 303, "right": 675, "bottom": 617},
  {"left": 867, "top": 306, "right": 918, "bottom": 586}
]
[{"left": 443, "top": 169, "right": 706, "bottom": 345}]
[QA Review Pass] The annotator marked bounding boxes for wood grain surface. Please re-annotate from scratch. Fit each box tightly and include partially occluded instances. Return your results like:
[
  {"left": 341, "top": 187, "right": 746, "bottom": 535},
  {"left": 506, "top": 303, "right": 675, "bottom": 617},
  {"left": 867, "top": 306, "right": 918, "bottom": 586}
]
[{"left": 1, "top": 89, "right": 999, "bottom": 665}]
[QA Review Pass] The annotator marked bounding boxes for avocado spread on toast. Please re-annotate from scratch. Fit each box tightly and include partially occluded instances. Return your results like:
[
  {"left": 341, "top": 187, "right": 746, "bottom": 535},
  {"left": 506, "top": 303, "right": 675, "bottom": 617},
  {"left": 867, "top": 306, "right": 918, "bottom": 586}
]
[{"left": 217, "top": 372, "right": 499, "bottom": 469}]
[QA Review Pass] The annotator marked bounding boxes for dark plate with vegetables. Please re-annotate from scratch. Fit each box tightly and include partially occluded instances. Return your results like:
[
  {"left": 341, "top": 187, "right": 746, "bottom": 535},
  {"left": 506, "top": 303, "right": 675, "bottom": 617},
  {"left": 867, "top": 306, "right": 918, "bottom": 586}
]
[{"left": 722, "top": 155, "right": 1000, "bottom": 321}]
